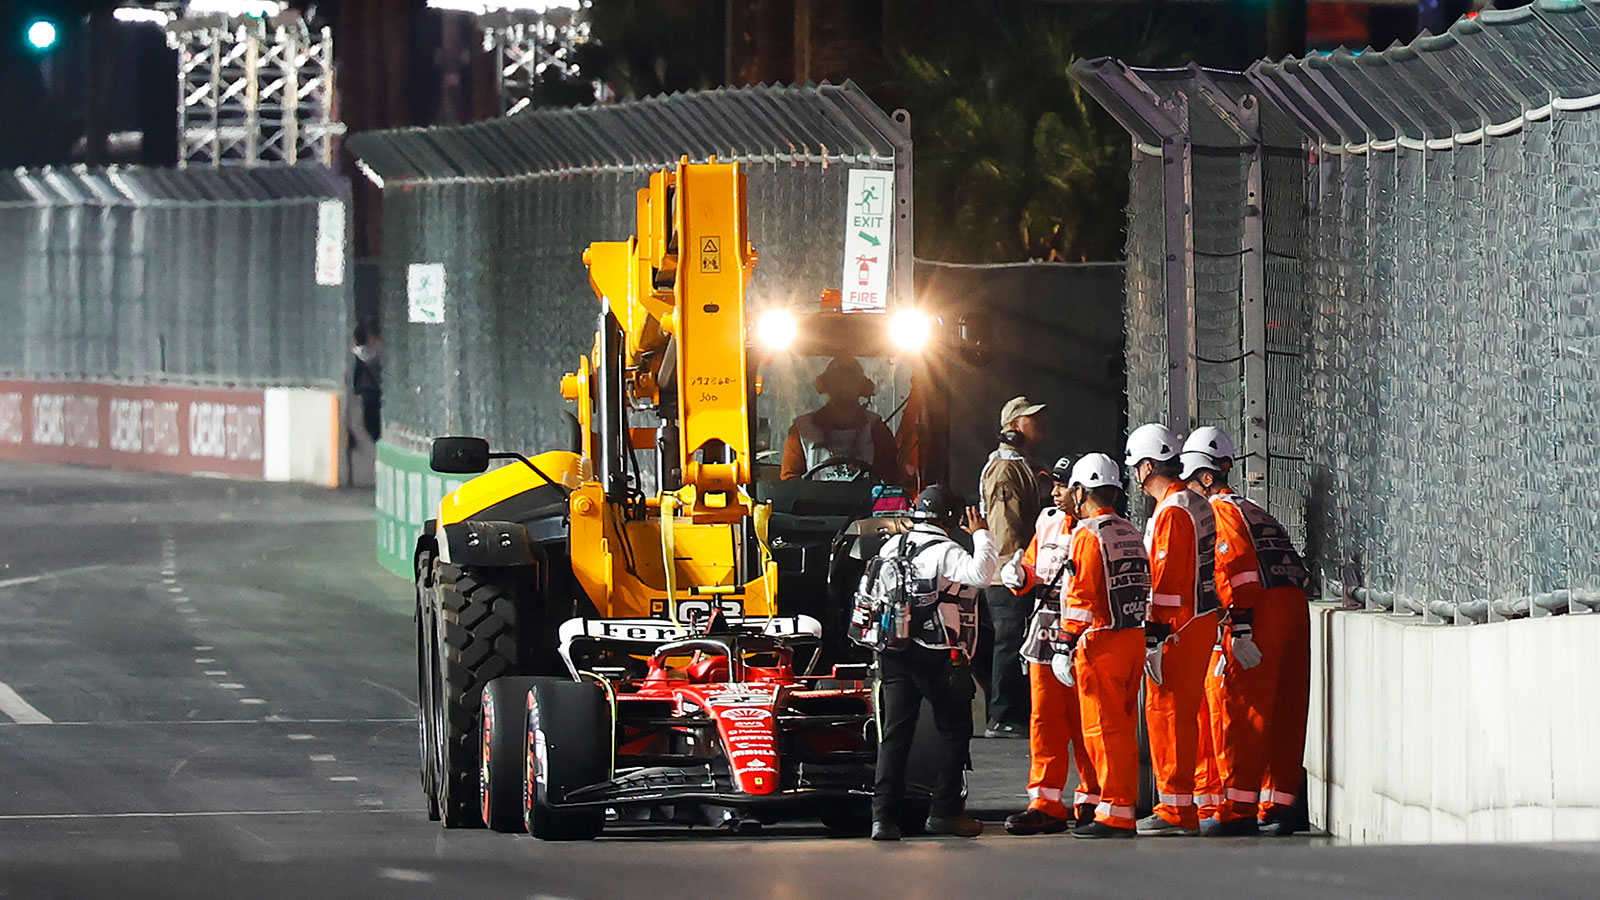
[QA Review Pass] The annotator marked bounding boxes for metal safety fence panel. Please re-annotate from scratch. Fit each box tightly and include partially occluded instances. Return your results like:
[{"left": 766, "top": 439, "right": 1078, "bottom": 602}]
[
  {"left": 0, "top": 166, "right": 351, "bottom": 389},
  {"left": 1078, "top": 0, "right": 1600, "bottom": 622},
  {"left": 1070, "top": 60, "right": 1309, "bottom": 531}
]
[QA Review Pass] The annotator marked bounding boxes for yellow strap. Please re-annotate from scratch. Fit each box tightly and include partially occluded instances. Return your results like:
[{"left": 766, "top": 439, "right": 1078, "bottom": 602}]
[{"left": 661, "top": 492, "right": 680, "bottom": 627}]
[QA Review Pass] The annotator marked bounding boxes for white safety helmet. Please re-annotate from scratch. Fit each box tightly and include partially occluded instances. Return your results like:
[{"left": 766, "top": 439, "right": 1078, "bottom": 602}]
[
  {"left": 1069, "top": 453, "right": 1121, "bottom": 491},
  {"left": 1124, "top": 423, "right": 1179, "bottom": 468},
  {"left": 1182, "top": 426, "right": 1236, "bottom": 462},
  {"left": 1179, "top": 450, "right": 1222, "bottom": 481}
]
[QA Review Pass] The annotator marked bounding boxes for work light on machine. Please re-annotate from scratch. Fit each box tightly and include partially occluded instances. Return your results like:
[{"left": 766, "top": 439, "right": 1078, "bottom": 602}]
[
  {"left": 755, "top": 308, "right": 798, "bottom": 352},
  {"left": 887, "top": 308, "right": 934, "bottom": 355}
]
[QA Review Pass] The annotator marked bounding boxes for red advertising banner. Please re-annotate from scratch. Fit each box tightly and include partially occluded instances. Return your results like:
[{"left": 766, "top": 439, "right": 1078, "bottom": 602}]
[{"left": 0, "top": 380, "right": 267, "bottom": 480}]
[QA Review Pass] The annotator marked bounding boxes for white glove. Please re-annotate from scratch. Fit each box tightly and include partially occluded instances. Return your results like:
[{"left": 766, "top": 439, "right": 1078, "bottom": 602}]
[
  {"left": 1230, "top": 632, "right": 1263, "bottom": 670},
  {"left": 999, "top": 549, "right": 1027, "bottom": 591},
  {"left": 1143, "top": 643, "right": 1164, "bottom": 686},
  {"left": 1051, "top": 653, "right": 1076, "bottom": 687}
]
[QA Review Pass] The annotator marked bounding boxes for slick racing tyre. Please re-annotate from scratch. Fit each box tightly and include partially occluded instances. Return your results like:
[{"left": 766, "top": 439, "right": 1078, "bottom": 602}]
[
  {"left": 429, "top": 561, "right": 531, "bottom": 828},
  {"left": 481, "top": 676, "right": 541, "bottom": 833},
  {"left": 524, "top": 678, "right": 608, "bottom": 841}
]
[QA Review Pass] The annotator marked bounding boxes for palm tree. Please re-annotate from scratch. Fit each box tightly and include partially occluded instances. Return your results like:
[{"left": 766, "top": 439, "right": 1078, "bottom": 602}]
[{"left": 877, "top": 2, "right": 1249, "bottom": 262}]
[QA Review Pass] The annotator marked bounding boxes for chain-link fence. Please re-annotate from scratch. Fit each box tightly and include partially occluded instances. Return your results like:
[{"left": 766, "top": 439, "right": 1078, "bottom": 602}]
[
  {"left": 1071, "top": 61, "right": 1310, "bottom": 535},
  {"left": 0, "top": 166, "right": 351, "bottom": 388},
  {"left": 347, "top": 83, "right": 912, "bottom": 459},
  {"left": 1075, "top": 2, "right": 1600, "bottom": 622}
]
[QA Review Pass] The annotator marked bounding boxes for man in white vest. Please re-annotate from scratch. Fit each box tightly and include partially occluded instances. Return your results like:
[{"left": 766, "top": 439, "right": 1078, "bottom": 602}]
[{"left": 780, "top": 356, "right": 899, "bottom": 482}]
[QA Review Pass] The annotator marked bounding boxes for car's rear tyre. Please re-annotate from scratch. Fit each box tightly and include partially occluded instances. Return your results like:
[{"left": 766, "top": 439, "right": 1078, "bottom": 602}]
[
  {"left": 431, "top": 561, "right": 529, "bottom": 828},
  {"left": 524, "top": 678, "right": 608, "bottom": 841},
  {"left": 481, "top": 676, "right": 541, "bottom": 833}
]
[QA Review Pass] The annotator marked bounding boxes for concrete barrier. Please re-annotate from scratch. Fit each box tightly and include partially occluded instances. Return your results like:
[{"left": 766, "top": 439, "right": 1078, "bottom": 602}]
[
  {"left": 1308, "top": 605, "right": 1600, "bottom": 843},
  {"left": 0, "top": 379, "right": 341, "bottom": 487}
]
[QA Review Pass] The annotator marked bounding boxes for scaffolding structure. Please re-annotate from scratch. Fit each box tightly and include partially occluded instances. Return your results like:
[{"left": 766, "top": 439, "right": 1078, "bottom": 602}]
[
  {"left": 165, "top": 9, "right": 342, "bottom": 167},
  {"left": 434, "top": 1, "right": 596, "bottom": 115}
]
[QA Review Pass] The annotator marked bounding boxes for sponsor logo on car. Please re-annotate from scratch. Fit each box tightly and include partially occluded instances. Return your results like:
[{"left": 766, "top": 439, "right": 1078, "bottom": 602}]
[{"left": 717, "top": 707, "right": 771, "bottom": 720}]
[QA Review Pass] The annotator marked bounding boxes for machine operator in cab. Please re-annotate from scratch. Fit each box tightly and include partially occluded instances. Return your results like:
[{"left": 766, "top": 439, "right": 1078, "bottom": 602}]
[{"left": 780, "top": 355, "right": 899, "bottom": 483}]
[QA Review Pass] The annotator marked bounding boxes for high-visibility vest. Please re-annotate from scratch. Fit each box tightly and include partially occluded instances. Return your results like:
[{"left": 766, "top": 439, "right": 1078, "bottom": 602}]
[
  {"left": 1082, "top": 514, "right": 1151, "bottom": 630},
  {"left": 794, "top": 410, "right": 880, "bottom": 480},
  {"left": 1021, "top": 507, "right": 1074, "bottom": 663},
  {"left": 1214, "top": 493, "right": 1309, "bottom": 592},
  {"left": 1146, "top": 488, "right": 1220, "bottom": 617}
]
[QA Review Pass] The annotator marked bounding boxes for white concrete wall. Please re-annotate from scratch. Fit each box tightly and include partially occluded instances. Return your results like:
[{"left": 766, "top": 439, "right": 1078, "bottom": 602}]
[
  {"left": 263, "top": 388, "right": 341, "bottom": 487},
  {"left": 1308, "top": 606, "right": 1600, "bottom": 843}
]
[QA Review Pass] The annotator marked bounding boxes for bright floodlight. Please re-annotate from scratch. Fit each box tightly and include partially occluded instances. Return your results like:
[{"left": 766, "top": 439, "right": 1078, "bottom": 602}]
[
  {"left": 25, "top": 20, "right": 58, "bottom": 51},
  {"left": 426, "top": 1, "right": 583, "bottom": 12},
  {"left": 113, "top": 8, "right": 174, "bottom": 25},
  {"left": 755, "top": 308, "right": 798, "bottom": 352},
  {"left": 888, "top": 308, "right": 934, "bottom": 355},
  {"left": 183, "top": 1, "right": 286, "bottom": 16}
]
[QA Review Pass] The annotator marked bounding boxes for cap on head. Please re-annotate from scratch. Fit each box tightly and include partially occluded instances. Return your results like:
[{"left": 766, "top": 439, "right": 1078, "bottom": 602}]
[
  {"left": 1124, "top": 423, "right": 1179, "bottom": 468},
  {"left": 912, "top": 484, "right": 960, "bottom": 521},
  {"left": 999, "top": 395, "right": 1046, "bottom": 428},
  {"left": 1069, "top": 453, "right": 1121, "bottom": 491},
  {"left": 1179, "top": 450, "right": 1223, "bottom": 481},
  {"left": 813, "top": 356, "right": 875, "bottom": 398},
  {"left": 1182, "top": 426, "right": 1236, "bottom": 462},
  {"left": 1050, "top": 456, "right": 1073, "bottom": 483}
]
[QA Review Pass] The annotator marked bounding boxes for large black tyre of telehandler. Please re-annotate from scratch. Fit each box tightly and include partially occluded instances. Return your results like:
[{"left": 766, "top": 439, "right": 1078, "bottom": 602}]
[
  {"left": 523, "top": 678, "right": 609, "bottom": 841},
  {"left": 480, "top": 676, "right": 543, "bottom": 833},
  {"left": 427, "top": 561, "right": 536, "bottom": 828},
  {"left": 415, "top": 549, "right": 441, "bottom": 822}
]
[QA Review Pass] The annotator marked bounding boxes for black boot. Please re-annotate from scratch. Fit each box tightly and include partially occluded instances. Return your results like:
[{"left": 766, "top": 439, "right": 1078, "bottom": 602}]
[
  {"left": 924, "top": 813, "right": 984, "bottom": 837},
  {"left": 1073, "top": 820, "right": 1136, "bottom": 839},
  {"left": 871, "top": 820, "right": 902, "bottom": 841},
  {"left": 1004, "top": 808, "right": 1069, "bottom": 835}
]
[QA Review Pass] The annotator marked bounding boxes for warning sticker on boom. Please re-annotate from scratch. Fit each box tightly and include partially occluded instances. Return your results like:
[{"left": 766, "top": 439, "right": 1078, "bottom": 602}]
[{"left": 700, "top": 236, "right": 721, "bottom": 273}]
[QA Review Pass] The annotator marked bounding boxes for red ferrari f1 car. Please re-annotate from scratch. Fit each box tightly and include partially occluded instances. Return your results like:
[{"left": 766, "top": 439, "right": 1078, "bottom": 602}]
[{"left": 476, "top": 613, "right": 946, "bottom": 840}]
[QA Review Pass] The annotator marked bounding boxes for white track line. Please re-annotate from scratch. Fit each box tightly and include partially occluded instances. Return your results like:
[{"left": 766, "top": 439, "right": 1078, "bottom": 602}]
[
  {"left": 0, "top": 681, "right": 52, "bottom": 724},
  {"left": 0, "top": 565, "right": 109, "bottom": 590},
  {"left": 0, "top": 717, "right": 410, "bottom": 728},
  {"left": 0, "top": 809, "right": 419, "bottom": 822}
]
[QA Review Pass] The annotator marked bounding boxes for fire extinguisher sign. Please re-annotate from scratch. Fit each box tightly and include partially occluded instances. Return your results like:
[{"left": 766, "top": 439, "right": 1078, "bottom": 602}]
[{"left": 841, "top": 169, "right": 892, "bottom": 313}]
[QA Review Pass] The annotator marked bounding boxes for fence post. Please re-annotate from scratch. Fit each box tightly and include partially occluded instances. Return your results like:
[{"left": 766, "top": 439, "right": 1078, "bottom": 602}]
[{"left": 1160, "top": 93, "right": 1195, "bottom": 432}]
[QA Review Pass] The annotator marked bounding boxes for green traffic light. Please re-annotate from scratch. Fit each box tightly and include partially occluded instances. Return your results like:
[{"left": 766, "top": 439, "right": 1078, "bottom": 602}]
[{"left": 25, "top": 19, "right": 59, "bottom": 52}]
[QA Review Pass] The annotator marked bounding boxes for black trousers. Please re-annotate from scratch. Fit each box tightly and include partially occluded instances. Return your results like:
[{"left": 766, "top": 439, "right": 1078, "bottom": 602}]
[
  {"left": 983, "top": 585, "right": 1031, "bottom": 729},
  {"left": 872, "top": 643, "right": 973, "bottom": 824}
]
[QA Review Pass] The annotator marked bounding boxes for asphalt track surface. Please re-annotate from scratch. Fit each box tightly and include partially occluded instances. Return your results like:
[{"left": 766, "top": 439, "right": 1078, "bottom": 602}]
[{"left": 1, "top": 462, "right": 1597, "bottom": 899}]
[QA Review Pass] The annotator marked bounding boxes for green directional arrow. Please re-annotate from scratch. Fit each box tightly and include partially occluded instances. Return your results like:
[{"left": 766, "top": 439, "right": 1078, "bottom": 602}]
[{"left": 858, "top": 231, "right": 881, "bottom": 247}]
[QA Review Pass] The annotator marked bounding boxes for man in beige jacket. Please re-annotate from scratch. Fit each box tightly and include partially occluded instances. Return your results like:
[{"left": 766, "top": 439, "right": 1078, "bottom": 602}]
[{"left": 978, "top": 395, "right": 1048, "bottom": 737}]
